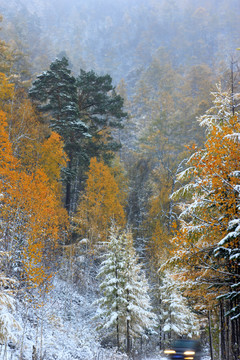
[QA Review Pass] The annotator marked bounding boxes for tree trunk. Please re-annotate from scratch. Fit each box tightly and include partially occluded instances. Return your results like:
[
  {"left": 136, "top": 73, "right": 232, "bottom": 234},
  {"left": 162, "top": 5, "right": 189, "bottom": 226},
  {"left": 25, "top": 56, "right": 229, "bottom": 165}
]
[
  {"left": 126, "top": 318, "right": 130, "bottom": 355},
  {"left": 231, "top": 282, "right": 240, "bottom": 360},
  {"left": 126, "top": 289, "right": 130, "bottom": 355},
  {"left": 159, "top": 323, "right": 162, "bottom": 350},
  {"left": 208, "top": 310, "right": 214, "bottom": 360},
  {"left": 219, "top": 300, "right": 226, "bottom": 360},
  {"left": 115, "top": 267, "right": 120, "bottom": 350},
  {"left": 235, "top": 315, "right": 240, "bottom": 360},
  {"left": 226, "top": 304, "right": 230, "bottom": 360},
  {"left": 65, "top": 152, "right": 72, "bottom": 213},
  {"left": 116, "top": 317, "right": 120, "bottom": 351},
  {"left": 32, "top": 345, "right": 37, "bottom": 360}
]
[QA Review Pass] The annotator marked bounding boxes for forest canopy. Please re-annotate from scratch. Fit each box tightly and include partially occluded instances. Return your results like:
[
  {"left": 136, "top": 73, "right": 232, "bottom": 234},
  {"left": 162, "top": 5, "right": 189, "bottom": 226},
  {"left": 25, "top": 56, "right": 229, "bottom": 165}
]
[{"left": 0, "top": 0, "right": 239, "bottom": 359}]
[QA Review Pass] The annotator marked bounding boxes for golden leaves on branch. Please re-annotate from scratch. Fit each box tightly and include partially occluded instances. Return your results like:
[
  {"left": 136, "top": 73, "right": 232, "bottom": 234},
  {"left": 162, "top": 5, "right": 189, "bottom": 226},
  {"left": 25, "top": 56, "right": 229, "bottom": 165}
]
[
  {"left": 75, "top": 157, "right": 126, "bottom": 251},
  {"left": 0, "top": 74, "right": 69, "bottom": 293},
  {"left": 170, "top": 111, "right": 240, "bottom": 307}
]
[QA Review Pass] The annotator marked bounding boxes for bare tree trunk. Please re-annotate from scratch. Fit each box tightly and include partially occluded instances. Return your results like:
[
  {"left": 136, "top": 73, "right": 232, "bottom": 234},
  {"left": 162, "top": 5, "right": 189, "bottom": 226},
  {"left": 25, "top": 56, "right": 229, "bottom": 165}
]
[
  {"left": 32, "top": 345, "right": 37, "bottom": 360},
  {"left": 235, "top": 315, "right": 240, "bottom": 360},
  {"left": 116, "top": 317, "right": 120, "bottom": 351},
  {"left": 115, "top": 267, "right": 120, "bottom": 350},
  {"left": 65, "top": 152, "right": 73, "bottom": 213},
  {"left": 231, "top": 297, "right": 240, "bottom": 360},
  {"left": 40, "top": 305, "right": 44, "bottom": 360},
  {"left": 159, "top": 323, "right": 162, "bottom": 350},
  {"left": 219, "top": 300, "right": 226, "bottom": 360},
  {"left": 126, "top": 289, "right": 130, "bottom": 355},
  {"left": 126, "top": 318, "right": 130, "bottom": 355},
  {"left": 71, "top": 158, "right": 79, "bottom": 213},
  {"left": 208, "top": 310, "right": 214, "bottom": 360},
  {"left": 226, "top": 304, "right": 231, "bottom": 360},
  {"left": 3, "top": 342, "right": 7, "bottom": 360},
  {"left": 19, "top": 305, "right": 29, "bottom": 360}
]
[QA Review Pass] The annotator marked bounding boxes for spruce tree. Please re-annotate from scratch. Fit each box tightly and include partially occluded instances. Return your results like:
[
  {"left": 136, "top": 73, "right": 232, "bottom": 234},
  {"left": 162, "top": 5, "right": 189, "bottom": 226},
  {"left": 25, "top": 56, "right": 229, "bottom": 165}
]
[
  {"left": 122, "top": 230, "right": 156, "bottom": 354},
  {"left": 159, "top": 271, "right": 200, "bottom": 344},
  {"left": 95, "top": 226, "right": 156, "bottom": 353},
  {"left": 95, "top": 225, "right": 126, "bottom": 350}
]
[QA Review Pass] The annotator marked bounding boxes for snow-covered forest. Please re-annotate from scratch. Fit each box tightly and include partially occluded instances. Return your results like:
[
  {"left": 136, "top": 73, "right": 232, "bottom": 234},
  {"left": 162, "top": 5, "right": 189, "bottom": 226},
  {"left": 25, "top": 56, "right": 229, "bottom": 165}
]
[{"left": 0, "top": 0, "right": 239, "bottom": 359}]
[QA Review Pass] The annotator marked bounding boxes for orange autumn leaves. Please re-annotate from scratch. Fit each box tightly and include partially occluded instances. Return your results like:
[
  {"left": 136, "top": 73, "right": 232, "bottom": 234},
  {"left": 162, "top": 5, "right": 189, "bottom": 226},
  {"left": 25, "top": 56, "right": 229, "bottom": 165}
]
[
  {"left": 0, "top": 74, "right": 68, "bottom": 291},
  {"left": 170, "top": 102, "right": 240, "bottom": 306},
  {"left": 192, "top": 117, "right": 240, "bottom": 228},
  {"left": 75, "top": 157, "right": 126, "bottom": 250},
  {"left": 190, "top": 116, "right": 240, "bottom": 234},
  {"left": 0, "top": 71, "right": 127, "bottom": 288}
]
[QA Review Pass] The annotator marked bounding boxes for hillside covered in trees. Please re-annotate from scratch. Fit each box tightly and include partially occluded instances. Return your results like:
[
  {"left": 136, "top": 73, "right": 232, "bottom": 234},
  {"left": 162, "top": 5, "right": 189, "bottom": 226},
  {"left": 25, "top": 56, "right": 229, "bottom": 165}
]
[{"left": 0, "top": 0, "right": 239, "bottom": 359}]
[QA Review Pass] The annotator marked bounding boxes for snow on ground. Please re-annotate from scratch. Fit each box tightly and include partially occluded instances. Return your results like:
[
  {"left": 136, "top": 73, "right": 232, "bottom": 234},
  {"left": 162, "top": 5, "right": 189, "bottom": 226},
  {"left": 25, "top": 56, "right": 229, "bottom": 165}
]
[
  {"left": 0, "top": 276, "right": 129, "bottom": 359},
  {"left": 0, "top": 275, "right": 212, "bottom": 360}
]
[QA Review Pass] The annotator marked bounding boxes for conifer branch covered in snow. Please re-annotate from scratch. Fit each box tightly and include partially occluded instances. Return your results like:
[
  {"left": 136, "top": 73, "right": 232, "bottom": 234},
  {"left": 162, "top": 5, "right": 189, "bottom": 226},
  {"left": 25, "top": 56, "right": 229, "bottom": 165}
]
[{"left": 94, "top": 224, "right": 156, "bottom": 353}]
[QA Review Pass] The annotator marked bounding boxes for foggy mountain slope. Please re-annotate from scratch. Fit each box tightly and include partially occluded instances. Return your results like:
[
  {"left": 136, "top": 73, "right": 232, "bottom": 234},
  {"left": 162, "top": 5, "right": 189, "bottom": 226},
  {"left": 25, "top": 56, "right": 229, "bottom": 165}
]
[
  {"left": 0, "top": 0, "right": 239, "bottom": 88},
  {"left": 1, "top": 0, "right": 239, "bottom": 153}
]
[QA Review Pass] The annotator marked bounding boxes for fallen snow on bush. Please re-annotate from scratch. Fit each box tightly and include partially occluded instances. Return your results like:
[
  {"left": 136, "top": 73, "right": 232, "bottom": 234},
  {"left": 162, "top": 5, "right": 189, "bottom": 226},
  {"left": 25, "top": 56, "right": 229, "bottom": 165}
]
[{"left": 0, "top": 277, "right": 128, "bottom": 359}]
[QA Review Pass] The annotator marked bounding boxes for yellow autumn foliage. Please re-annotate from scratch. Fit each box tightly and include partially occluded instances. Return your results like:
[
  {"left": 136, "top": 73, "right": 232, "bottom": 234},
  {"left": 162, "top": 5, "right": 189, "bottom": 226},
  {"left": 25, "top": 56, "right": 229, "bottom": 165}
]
[{"left": 75, "top": 157, "right": 126, "bottom": 250}]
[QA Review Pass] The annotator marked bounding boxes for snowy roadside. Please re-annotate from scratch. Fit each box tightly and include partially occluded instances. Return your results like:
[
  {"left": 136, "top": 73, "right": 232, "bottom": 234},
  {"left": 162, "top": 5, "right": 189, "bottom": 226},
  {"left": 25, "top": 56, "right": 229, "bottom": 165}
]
[
  {"left": 0, "top": 276, "right": 128, "bottom": 359},
  {"left": 0, "top": 275, "right": 212, "bottom": 360}
]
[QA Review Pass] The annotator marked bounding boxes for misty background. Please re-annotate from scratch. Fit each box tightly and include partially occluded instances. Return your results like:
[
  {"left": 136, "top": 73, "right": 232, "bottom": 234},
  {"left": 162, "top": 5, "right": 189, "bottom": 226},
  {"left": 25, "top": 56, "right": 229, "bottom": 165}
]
[{"left": 0, "top": 0, "right": 239, "bottom": 88}]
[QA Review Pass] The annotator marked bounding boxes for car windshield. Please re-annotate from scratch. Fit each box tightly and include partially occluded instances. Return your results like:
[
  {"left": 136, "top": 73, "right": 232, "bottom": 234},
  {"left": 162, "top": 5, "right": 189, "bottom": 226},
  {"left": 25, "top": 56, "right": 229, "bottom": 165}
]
[{"left": 172, "top": 340, "right": 201, "bottom": 350}]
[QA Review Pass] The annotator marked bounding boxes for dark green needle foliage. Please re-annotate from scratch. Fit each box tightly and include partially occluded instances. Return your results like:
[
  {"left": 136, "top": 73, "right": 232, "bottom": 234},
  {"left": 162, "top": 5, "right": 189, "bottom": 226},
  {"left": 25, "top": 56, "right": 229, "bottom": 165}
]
[
  {"left": 29, "top": 57, "right": 127, "bottom": 212},
  {"left": 29, "top": 57, "right": 89, "bottom": 145},
  {"left": 76, "top": 69, "right": 127, "bottom": 161}
]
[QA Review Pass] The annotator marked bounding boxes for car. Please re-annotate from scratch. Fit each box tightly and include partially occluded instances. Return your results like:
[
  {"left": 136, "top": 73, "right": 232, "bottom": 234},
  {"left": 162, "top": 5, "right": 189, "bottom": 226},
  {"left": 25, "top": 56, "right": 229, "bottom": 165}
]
[{"left": 164, "top": 339, "right": 202, "bottom": 360}]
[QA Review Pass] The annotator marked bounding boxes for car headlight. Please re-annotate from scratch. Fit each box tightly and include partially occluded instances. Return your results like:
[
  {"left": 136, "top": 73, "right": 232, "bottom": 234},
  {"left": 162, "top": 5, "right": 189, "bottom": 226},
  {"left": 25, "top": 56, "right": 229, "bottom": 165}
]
[
  {"left": 164, "top": 349, "right": 176, "bottom": 354},
  {"left": 184, "top": 351, "right": 195, "bottom": 355}
]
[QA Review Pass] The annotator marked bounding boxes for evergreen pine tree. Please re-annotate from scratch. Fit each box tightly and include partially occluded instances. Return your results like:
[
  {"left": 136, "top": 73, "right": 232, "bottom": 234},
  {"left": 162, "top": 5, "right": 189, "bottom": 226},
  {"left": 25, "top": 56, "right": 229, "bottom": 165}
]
[
  {"left": 29, "top": 57, "right": 87, "bottom": 140},
  {"left": 95, "top": 224, "right": 126, "bottom": 350},
  {"left": 76, "top": 69, "right": 127, "bottom": 161},
  {"left": 29, "top": 57, "right": 89, "bottom": 211},
  {"left": 95, "top": 226, "right": 156, "bottom": 353},
  {"left": 29, "top": 58, "right": 127, "bottom": 212},
  {"left": 159, "top": 271, "right": 200, "bottom": 344},
  {"left": 122, "top": 230, "right": 156, "bottom": 354}
]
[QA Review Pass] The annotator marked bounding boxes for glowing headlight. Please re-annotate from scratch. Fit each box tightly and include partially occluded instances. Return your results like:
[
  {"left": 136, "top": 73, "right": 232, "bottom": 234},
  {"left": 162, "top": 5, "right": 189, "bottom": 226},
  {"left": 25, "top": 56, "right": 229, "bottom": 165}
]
[
  {"left": 164, "top": 349, "right": 176, "bottom": 354},
  {"left": 184, "top": 351, "right": 195, "bottom": 355}
]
